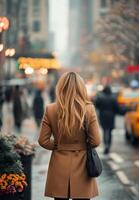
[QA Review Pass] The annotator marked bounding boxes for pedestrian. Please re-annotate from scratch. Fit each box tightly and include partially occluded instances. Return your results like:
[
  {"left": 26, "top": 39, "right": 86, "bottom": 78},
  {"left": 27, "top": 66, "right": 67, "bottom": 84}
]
[
  {"left": 0, "top": 86, "right": 4, "bottom": 129},
  {"left": 49, "top": 85, "right": 56, "bottom": 102},
  {"left": 2, "top": 88, "right": 14, "bottom": 133},
  {"left": 95, "top": 85, "right": 120, "bottom": 154},
  {"left": 33, "top": 90, "right": 44, "bottom": 127},
  {"left": 13, "top": 86, "right": 23, "bottom": 132},
  {"left": 38, "top": 72, "right": 101, "bottom": 200},
  {"left": 21, "top": 88, "right": 30, "bottom": 120}
]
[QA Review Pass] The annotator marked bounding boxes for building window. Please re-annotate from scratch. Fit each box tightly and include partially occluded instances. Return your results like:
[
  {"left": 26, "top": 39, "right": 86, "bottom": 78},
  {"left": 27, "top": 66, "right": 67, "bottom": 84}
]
[
  {"left": 32, "top": 0, "right": 40, "bottom": 16},
  {"left": 111, "top": 0, "right": 119, "bottom": 5},
  {"left": 100, "top": 12, "right": 106, "bottom": 17},
  {"left": 33, "top": 0, "right": 40, "bottom": 6},
  {"left": 101, "top": 0, "right": 107, "bottom": 8},
  {"left": 33, "top": 21, "right": 40, "bottom": 32},
  {"left": 33, "top": 7, "right": 39, "bottom": 16}
]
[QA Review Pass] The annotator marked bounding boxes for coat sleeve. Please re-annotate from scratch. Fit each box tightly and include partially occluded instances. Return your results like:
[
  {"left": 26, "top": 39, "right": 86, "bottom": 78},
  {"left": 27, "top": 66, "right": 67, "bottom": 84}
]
[
  {"left": 87, "top": 104, "right": 101, "bottom": 147},
  {"left": 38, "top": 106, "right": 55, "bottom": 150}
]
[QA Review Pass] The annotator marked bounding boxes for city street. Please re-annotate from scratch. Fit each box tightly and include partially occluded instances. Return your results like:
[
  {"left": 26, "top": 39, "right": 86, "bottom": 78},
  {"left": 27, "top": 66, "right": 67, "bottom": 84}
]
[
  {"left": 1, "top": 1, "right": 139, "bottom": 200},
  {"left": 21, "top": 116, "right": 139, "bottom": 200}
]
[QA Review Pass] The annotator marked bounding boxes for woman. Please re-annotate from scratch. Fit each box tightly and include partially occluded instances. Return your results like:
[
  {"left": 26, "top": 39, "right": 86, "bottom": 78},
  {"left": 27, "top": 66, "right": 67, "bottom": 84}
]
[
  {"left": 2, "top": 88, "right": 14, "bottom": 133},
  {"left": 38, "top": 72, "right": 101, "bottom": 200}
]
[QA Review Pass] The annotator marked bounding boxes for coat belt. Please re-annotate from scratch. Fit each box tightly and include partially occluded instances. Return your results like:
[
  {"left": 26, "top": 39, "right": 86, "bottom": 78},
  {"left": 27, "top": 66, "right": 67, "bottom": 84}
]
[{"left": 57, "top": 143, "right": 87, "bottom": 151}]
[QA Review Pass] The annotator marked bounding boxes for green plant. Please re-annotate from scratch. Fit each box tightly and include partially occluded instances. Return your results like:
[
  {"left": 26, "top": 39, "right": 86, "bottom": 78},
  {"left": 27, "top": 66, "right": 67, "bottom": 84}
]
[
  {"left": 0, "top": 137, "right": 23, "bottom": 174},
  {"left": 0, "top": 135, "right": 27, "bottom": 195},
  {"left": 4, "top": 134, "right": 36, "bottom": 156}
]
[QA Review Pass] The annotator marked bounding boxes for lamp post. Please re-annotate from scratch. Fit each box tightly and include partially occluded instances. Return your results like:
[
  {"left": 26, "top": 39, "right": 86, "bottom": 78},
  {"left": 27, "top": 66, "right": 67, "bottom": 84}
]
[
  {"left": 0, "top": 17, "right": 9, "bottom": 79},
  {"left": 5, "top": 48, "right": 16, "bottom": 79}
]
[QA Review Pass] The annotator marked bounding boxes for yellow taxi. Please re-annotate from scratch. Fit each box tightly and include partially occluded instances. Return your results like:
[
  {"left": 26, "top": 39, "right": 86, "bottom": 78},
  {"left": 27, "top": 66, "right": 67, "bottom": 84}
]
[
  {"left": 124, "top": 103, "right": 139, "bottom": 144},
  {"left": 117, "top": 88, "right": 139, "bottom": 106}
]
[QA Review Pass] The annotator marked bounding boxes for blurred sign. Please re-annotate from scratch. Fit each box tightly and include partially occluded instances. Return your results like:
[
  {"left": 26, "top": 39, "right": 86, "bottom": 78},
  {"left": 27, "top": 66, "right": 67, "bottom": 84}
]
[
  {"left": 127, "top": 65, "right": 139, "bottom": 73},
  {"left": 18, "top": 57, "right": 61, "bottom": 70}
]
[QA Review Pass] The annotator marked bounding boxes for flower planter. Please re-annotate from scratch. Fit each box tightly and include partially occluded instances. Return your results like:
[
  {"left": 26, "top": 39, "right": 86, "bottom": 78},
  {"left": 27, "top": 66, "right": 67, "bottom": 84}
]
[
  {"left": 0, "top": 192, "right": 23, "bottom": 200},
  {"left": 20, "top": 154, "right": 33, "bottom": 200}
]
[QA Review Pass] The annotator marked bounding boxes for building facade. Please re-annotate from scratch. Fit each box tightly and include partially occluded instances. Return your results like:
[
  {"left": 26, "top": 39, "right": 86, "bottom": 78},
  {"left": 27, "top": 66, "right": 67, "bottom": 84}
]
[
  {"left": 27, "top": 0, "right": 49, "bottom": 52},
  {"left": 93, "top": 0, "right": 123, "bottom": 26},
  {"left": 17, "top": 0, "right": 49, "bottom": 53},
  {"left": 68, "top": 0, "right": 93, "bottom": 66},
  {"left": 0, "top": 0, "right": 49, "bottom": 54}
]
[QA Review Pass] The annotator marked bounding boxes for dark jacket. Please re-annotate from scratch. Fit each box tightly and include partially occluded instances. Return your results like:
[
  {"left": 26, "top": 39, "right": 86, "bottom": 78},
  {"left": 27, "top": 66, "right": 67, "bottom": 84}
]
[
  {"left": 13, "top": 91, "right": 23, "bottom": 124},
  {"left": 33, "top": 91, "right": 44, "bottom": 119},
  {"left": 95, "top": 92, "right": 119, "bottom": 130}
]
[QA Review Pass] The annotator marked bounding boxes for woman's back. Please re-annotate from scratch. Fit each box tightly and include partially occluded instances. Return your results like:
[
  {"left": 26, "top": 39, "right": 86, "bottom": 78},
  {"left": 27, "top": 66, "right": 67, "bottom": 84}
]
[
  {"left": 38, "top": 72, "right": 101, "bottom": 200},
  {"left": 42, "top": 102, "right": 100, "bottom": 150}
]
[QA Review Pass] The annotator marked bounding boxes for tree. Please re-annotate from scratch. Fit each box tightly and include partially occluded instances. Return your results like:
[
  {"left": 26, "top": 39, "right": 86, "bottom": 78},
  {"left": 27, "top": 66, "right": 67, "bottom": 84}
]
[
  {"left": 0, "top": 136, "right": 23, "bottom": 174},
  {"left": 96, "top": 0, "right": 139, "bottom": 65}
]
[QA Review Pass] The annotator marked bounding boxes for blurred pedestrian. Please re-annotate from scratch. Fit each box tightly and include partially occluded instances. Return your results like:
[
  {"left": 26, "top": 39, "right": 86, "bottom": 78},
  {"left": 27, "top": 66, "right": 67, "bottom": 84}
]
[
  {"left": 130, "top": 79, "right": 139, "bottom": 89},
  {"left": 49, "top": 85, "right": 55, "bottom": 102},
  {"left": 33, "top": 90, "right": 44, "bottom": 127},
  {"left": 2, "top": 88, "right": 14, "bottom": 133},
  {"left": 38, "top": 72, "right": 101, "bottom": 200},
  {"left": 0, "top": 86, "right": 4, "bottom": 129},
  {"left": 95, "top": 85, "right": 120, "bottom": 154},
  {"left": 21, "top": 88, "right": 30, "bottom": 119},
  {"left": 13, "top": 86, "right": 23, "bottom": 132}
]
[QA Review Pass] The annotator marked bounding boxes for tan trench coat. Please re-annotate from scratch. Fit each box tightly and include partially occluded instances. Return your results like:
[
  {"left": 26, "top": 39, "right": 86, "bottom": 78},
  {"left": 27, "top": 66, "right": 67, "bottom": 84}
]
[{"left": 38, "top": 103, "right": 101, "bottom": 199}]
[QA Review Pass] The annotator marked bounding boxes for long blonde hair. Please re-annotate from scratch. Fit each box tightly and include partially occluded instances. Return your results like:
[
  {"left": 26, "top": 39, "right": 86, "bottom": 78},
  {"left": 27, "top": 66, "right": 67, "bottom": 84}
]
[{"left": 56, "top": 72, "right": 90, "bottom": 135}]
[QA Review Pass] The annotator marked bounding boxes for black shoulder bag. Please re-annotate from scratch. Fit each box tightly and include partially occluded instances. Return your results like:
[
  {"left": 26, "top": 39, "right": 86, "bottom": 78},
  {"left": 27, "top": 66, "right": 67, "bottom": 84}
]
[{"left": 84, "top": 119, "right": 102, "bottom": 177}]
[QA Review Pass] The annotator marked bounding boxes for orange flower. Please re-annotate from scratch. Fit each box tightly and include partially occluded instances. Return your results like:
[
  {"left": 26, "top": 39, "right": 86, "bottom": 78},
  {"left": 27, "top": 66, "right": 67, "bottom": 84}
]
[
  {"left": 22, "top": 181, "right": 27, "bottom": 187},
  {"left": 7, "top": 175, "right": 12, "bottom": 180},
  {"left": 11, "top": 180, "right": 15, "bottom": 185},
  {"left": 18, "top": 186, "right": 23, "bottom": 192},
  {"left": 1, "top": 174, "right": 7, "bottom": 180},
  {"left": 0, "top": 181, "right": 8, "bottom": 190},
  {"left": 22, "top": 174, "right": 26, "bottom": 178},
  {"left": 15, "top": 181, "right": 22, "bottom": 188},
  {"left": 10, "top": 174, "right": 18, "bottom": 179},
  {"left": 0, "top": 173, "right": 27, "bottom": 193},
  {"left": 14, "top": 178, "right": 18, "bottom": 182},
  {"left": 0, "top": 179, "right": 3, "bottom": 184},
  {"left": 2, "top": 181, "right": 8, "bottom": 187}
]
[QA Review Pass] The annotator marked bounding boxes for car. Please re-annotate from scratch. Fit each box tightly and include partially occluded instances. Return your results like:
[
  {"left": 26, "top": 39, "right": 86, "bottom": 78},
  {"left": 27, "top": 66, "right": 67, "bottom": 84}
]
[
  {"left": 124, "top": 103, "right": 139, "bottom": 144},
  {"left": 117, "top": 88, "right": 139, "bottom": 107}
]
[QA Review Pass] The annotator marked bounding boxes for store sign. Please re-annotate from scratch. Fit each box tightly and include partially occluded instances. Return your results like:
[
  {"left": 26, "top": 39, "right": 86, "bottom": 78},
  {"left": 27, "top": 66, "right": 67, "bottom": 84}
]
[
  {"left": 127, "top": 65, "right": 139, "bottom": 73},
  {"left": 18, "top": 57, "right": 61, "bottom": 69}
]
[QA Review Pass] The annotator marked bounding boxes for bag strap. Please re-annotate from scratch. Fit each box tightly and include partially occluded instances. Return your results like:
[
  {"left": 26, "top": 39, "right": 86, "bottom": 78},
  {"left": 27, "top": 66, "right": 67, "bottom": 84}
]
[{"left": 84, "top": 116, "right": 91, "bottom": 149}]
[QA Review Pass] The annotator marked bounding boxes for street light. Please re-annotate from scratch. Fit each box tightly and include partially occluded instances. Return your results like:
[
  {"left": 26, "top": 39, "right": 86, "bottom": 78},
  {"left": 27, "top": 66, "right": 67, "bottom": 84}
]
[
  {"left": 0, "top": 17, "right": 9, "bottom": 43},
  {"left": 25, "top": 66, "right": 34, "bottom": 75},
  {"left": 0, "top": 17, "right": 9, "bottom": 80},
  {"left": 5, "top": 48, "right": 15, "bottom": 57},
  {"left": 0, "top": 17, "right": 9, "bottom": 32}
]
